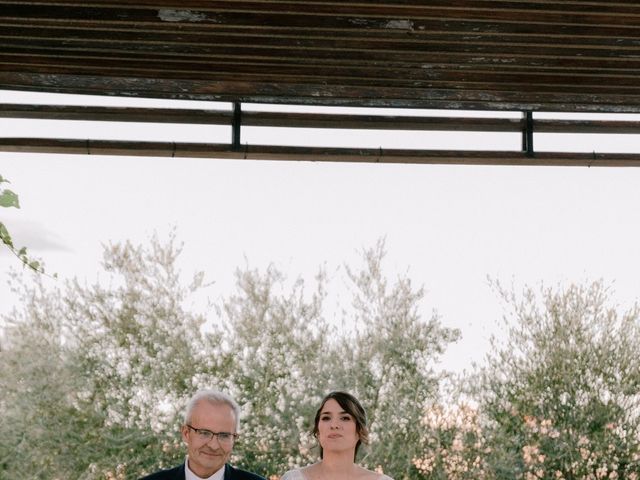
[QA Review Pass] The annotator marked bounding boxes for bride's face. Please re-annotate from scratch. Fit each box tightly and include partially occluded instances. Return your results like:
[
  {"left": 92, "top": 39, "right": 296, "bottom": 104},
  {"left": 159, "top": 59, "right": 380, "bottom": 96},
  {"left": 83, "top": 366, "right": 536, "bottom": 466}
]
[{"left": 317, "top": 398, "right": 359, "bottom": 454}]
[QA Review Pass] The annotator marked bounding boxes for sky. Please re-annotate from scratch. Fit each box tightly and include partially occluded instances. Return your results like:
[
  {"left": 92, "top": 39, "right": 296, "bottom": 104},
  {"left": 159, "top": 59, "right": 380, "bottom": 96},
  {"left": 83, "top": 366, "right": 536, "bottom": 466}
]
[{"left": 2, "top": 89, "right": 640, "bottom": 374}]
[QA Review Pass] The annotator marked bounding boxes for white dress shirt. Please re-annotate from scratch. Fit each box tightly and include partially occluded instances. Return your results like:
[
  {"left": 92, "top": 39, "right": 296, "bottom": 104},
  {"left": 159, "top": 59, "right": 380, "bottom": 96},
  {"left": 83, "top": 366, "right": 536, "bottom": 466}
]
[{"left": 185, "top": 457, "right": 226, "bottom": 480}]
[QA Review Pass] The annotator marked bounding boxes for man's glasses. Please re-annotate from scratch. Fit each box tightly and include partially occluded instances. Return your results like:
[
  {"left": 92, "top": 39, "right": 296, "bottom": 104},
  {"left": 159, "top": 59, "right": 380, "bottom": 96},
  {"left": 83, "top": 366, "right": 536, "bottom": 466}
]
[{"left": 186, "top": 424, "right": 239, "bottom": 445}]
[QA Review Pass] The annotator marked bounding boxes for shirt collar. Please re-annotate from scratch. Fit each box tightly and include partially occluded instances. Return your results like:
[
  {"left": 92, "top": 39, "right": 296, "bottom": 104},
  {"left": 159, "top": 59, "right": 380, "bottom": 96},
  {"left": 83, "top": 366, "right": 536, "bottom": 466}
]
[{"left": 184, "top": 457, "right": 226, "bottom": 480}]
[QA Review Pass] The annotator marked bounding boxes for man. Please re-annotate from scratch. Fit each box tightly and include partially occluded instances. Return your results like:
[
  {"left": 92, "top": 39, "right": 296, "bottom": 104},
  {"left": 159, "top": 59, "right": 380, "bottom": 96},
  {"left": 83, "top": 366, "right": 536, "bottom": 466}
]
[{"left": 140, "top": 389, "right": 265, "bottom": 480}]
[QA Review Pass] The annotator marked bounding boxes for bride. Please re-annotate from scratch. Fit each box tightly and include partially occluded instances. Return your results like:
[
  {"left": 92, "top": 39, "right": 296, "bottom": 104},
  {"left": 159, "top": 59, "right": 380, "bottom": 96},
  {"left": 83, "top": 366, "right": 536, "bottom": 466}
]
[{"left": 281, "top": 391, "right": 393, "bottom": 480}]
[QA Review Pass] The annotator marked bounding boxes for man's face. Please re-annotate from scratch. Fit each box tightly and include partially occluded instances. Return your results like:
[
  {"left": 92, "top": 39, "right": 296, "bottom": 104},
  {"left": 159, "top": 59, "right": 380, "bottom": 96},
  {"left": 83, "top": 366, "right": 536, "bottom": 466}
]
[{"left": 181, "top": 401, "right": 237, "bottom": 478}]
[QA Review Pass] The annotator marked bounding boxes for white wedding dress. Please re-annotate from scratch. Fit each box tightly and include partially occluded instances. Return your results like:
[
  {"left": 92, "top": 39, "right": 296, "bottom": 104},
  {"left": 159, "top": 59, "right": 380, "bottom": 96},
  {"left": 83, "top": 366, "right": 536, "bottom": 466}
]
[{"left": 281, "top": 468, "right": 393, "bottom": 480}]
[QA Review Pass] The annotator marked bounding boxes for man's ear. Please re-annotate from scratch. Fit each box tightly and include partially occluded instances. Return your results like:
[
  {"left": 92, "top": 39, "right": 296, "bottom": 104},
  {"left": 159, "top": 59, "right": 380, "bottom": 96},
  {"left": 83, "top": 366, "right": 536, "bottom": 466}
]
[{"left": 180, "top": 424, "right": 190, "bottom": 444}]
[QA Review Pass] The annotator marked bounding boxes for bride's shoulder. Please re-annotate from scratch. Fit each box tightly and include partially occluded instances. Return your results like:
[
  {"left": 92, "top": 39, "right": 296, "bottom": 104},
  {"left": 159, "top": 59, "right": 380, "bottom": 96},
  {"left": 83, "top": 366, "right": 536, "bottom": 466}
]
[
  {"left": 357, "top": 466, "right": 394, "bottom": 480},
  {"left": 368, "top": 473, "right": 393, "bottom": 480},
  {"left": 371, "top": 472, "right": 393, "bottom": 480},
  {"left": 280, "top": 468, "right": 305, "bottom": 480}
]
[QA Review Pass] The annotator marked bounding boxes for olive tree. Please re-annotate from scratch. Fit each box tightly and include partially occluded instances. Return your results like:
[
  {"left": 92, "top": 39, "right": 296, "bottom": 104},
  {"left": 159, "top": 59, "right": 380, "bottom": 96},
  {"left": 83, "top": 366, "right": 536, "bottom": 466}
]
[
  {"left": 0, "top": 235, "right": 214, "bottom": 479},
  {"left": 476, "top": 281, "right": 640, "bottom": 479},
  {"left": 218, "top": 265, "right": 331, "bottom": 476},
  {"left": 333, "top": 241, "right": 461, "bottom": 479},
  {"left": 412, "top": 401, "right": 492, "bottom": 480},
  {"left": 1, "top": 236, "right": 461, "bottom": 480}
]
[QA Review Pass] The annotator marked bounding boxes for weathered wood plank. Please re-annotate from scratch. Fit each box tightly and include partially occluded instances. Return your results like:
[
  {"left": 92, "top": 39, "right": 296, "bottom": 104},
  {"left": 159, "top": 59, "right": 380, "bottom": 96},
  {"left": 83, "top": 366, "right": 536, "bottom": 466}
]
[
  {"left": 2, "top": 72, "right": 640, "bottom": 112},
  {"left": 4, "top": 16, "right": 640, "bottom": 42},
  {"left": 3, "top": 41, "right": 640, "bottom": 75},
  {"left": 3, "top": 34, "right": 640, "bottom": 61},
  {"left": 3, "top": 23, "right": 640, "bottom": 49},
  {"left": 5, "top": 49, "right": 636, "bottom": 78},
  {"left": 2, "top": 60, "right": 639, "bottom": 97},
  {"left": 2, "top": 3, "right": 640, "bottom": 32},
  {"left": 2, "top": 1, "right": 640, "bottom": 113},
  {"left": 4, "top": 1, "right": 640, "bottom": 24}
]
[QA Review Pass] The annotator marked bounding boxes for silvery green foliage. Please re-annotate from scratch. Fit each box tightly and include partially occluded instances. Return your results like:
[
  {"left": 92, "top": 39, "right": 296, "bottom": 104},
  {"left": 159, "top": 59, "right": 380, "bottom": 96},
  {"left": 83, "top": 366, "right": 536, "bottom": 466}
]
[
  {"left": 0, "top": 235, "right": 211, "bottom": 479},
  {"left": 64, "top": 236, "right": 211, "bottom": 431},
  {"left": 335, "top": 240, "right": 461, "bottom": 479},
  {"left": 211, "top": 241, "right": 461, "bottom": 480},
  {"left": 0, "top": 277, "right": 79, "bottom": 478},
  {"left": 476, "top": 281, "right": 640, "bottom": 479},
  {"left": 218, "top": 265, "right": 331, "bottom": 475},
  {"left": 0, "top": 236, "right": 460, "bottom": 480}
]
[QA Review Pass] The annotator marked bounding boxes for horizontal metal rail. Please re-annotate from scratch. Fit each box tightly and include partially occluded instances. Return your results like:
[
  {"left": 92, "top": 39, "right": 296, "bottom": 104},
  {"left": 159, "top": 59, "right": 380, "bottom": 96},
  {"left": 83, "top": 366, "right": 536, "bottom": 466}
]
[
  {"left": 2, "top": 102, "right": 640, "bottom": 166},
  {"left": 2, "top": 104, "right": 640, "bottom": 133},
  {"left": 1, "top": 138, "right": 639, "bottom": 167}
]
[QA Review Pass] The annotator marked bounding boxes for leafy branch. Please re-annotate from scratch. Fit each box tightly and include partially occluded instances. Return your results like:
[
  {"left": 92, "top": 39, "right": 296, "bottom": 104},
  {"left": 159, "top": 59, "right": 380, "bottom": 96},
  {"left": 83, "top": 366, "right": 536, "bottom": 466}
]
[{"left": 0, "top": 174, "right": 45, "bottom": 274}]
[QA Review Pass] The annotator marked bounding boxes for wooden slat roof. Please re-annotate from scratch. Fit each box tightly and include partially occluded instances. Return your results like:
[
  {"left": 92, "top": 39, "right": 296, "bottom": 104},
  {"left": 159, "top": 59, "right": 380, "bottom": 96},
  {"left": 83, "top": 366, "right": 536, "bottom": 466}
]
[{"left": 2, "top": 0, "right": 640, "bottom": 112}]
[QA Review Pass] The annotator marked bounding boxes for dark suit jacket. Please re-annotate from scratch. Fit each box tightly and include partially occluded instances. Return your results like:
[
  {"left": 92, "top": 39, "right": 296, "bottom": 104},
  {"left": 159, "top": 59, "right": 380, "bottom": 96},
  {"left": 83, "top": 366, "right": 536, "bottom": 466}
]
[{"left": 139, "top": 462, "right": 266, "bottom": 480}]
